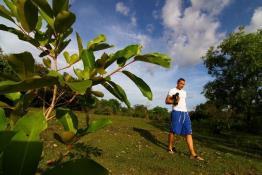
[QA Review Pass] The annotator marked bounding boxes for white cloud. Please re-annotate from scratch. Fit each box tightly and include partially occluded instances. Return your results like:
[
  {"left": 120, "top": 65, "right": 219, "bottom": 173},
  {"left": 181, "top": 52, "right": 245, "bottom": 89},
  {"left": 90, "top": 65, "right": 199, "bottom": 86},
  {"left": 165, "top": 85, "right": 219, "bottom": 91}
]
[
  {"left": 116, "top": 2, "right": 137, "bottom": 27},
  {"left": 191, "top": 0, "right": 231, "bottom": 16},
  {"left": 245, "top": 6, "right": 262, "bottom": 32},
  {"left": 152, "top": 10, "right": 160, "bottom": 19},
  {"left": 131, "top": 16, "right": 137, "bottom": 26},
  {"left": 146, "top": 24, "right": 154, "bottom": 33},
  {"left": 116, "top": 2, "right": 130, "bottom": 16},
  {"left": 161, "top": 0, "right": 230, "bottom": 66}
]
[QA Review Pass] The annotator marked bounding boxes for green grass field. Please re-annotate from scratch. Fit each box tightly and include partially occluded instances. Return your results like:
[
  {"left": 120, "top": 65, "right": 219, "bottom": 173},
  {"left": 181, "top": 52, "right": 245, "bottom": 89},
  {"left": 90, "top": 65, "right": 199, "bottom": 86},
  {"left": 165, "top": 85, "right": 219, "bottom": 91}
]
[{"left": 40, "top": 112, "right": 262, "bottom": 175}]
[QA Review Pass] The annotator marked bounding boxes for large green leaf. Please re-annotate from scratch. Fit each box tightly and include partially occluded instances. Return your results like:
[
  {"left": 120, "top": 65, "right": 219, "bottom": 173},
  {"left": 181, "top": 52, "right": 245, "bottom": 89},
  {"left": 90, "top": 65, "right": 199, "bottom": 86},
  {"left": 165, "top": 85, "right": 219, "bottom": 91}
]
[
  {"left": 4, "top": 92, "right": 21, "bottom": 102},
  {"left": 86, "top": 118, "right": 112, "bottom": 133},
  {"left": 73, "top": 68, "right": 90, "bottom": 80},
  {"left": 31, "top": 0, "right": 53, "bottom": 17},
  {"left": 0, "top": 108, "right": 7, "bottom": 131},
  {"left": 43, "top": 158, "right": 108, "bottom": 175},
  {"left": 122, "top": 70, "right": 152, "bottom": 100},
  {"left": 0, "top": 131, "right": 16, "bottom": 153},
  {"left": 39, "top": 7, "right": 54, "bottom": 28},
  {"left": 0, "top": 4, "right": 15, "bottom": 22},
  {"left": 76, "top": 32, "right": 83, "bottom": 54},
  {"left": 134, "top": 53, "right": 172, "bottom": 68},
  {"left": 2, "top": 111, "right": 46, "bottom": 175},
  {"left": 81, "top": 49, "right": 95, "bottom": 70},
  {"left": 63, "top": 52, "right": 79, "bottom": 65},
  {"left": 3, "top": 131, "right": 43, "bottom": 175},
  {"left": 52, "top": 0, "right": 69, "bottom": 16},
  {"left": 0, "top": 24, "right": 40, "bottom": 47},
  {"left": 0, "top": 76, "right": 59, "bottom": 94},
  {"left": 57, "top": 38, "right": 71, "bottom": 54},
  {"left": 54, "top": 10, "right": 75, "bottom": 33},
  {"left": 102, "top": 82, "right": 120, "bottom": 99},
  {"left": 14, "top": 110, "right": 47, "bottom": 139},
  {"left": 91, "top": 43, "right": 114, "bottom": 52},
  {"left": 6, "top": 52, "right": 35, "bottom": 80},
  {"left": 87, "top": 34, "right": 106, "bottom": 49},
  {"left": 116, "top": 44, "right": 142, "bottom": 67},
  {"left": 3, "top": 0, "right": 18, "bottom": 18},
  {"left": 36, "top": 15, "right": 42, "bottom": 30},
  {"left": 102, "top": 82, "right": 130, "bottom": 107},
  {"left": 107, "top": 81, "right": 130, "bottom": 107},
  {"left": 47, "top": 70, "right": 65, "bottom": 86},
  {"left": 17, "top": 0, "right": 38, "bottom": 32},
  {"left": 105, "top": 44, "right": 142, "bottom": 68},
  {"left": 65, "top": 80, "right": 92, "bottom": 95},
  {"left": 56, "top": 108, "right": 78, "bottom": 134},
  {"left": 12, "top": 90, "right": 36, "bottom": 117}
]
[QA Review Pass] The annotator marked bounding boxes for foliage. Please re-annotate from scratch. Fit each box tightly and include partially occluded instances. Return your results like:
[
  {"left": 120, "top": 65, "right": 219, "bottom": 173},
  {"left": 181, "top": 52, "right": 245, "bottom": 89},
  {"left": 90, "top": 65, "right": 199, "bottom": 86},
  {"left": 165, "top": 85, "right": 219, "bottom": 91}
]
[
  {"left": 148, "top": 106, "right": 169, "bottom": 121},
  {"left": 202, "top": 29, "right": 262, "bottom": 131},
  {"left": 0, "top": 0, "right": 172, "bottom": 174}
]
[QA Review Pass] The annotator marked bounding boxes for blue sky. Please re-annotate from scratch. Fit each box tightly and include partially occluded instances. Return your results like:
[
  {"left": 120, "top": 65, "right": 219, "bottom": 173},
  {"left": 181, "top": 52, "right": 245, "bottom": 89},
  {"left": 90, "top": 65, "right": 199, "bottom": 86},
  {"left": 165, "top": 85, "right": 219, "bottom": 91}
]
[{"left": 0, "top": 0, "right": 261, "bottom": 110}]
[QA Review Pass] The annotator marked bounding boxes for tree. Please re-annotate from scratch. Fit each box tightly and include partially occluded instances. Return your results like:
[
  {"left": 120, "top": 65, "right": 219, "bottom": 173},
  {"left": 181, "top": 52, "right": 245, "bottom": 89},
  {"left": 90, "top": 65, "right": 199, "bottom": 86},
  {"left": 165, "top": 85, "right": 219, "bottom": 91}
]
[
  {"left": 0, "top": 47, "right": 18, "bottom": 81},
  {"left": 202, "top": 28, "right": 262, "bottom": 126},
  {"left": 133, "top": 104, "right": 148, "bottom": 118},
  {"left": 0, "top": 0, "right": 172, "bottom": 174},
  {"left": 149, "top": 106, "right": 169, "bottom": 121}
]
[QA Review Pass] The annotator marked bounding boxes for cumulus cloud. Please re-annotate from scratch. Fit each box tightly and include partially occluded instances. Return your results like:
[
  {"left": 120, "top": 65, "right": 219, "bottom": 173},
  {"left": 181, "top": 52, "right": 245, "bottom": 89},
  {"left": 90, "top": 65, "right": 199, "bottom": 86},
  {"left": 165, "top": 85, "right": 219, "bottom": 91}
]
[
  {"left": 152, "top": 10, "right": 160, "bottom": 19},
  {"left": 191, "top": 0, "right": 231, "bottom": 16},
  {"left": 131, "top": 16, "right": 137, "bottom": 26},
  {"left": 146, "top": 24, "right": 154, "bottom": 33},
  {"left": 116, "top": 2, "right": 130, "bottom": 16},
  {"left": 116, "top": 2, "right": 137, "bottom": 27},
  {"left": 245, "top": 7, "right": 262, "bottom": 32},
  {"left": 161, "top": 0, "right": 231, "bottom": 66}
]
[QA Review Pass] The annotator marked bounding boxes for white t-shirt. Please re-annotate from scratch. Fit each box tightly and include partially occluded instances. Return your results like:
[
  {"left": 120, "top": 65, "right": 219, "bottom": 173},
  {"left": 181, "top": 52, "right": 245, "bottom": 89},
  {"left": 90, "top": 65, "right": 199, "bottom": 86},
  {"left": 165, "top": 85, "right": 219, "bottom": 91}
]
[{"left": 168, "top": 88, "right": 187, "bottom": 112}]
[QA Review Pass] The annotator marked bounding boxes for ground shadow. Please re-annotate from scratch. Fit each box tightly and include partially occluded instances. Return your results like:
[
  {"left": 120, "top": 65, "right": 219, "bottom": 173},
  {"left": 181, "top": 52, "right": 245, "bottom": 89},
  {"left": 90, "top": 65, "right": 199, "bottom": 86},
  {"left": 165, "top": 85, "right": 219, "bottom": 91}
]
[
  {"left": 72, "top": 142, "right": 103, "bottom": 158},
  {"left": 193, "top": 132, "right": 262, "bottom": 159},
  {"left": 133, "top": 127, "right": 168, "bottom": 150},
  {"left": 149, "top": 120, "right": 262, "bottom": 159},
  {"left": 148, "top": 120, "right": 170, "bottom": 132}
]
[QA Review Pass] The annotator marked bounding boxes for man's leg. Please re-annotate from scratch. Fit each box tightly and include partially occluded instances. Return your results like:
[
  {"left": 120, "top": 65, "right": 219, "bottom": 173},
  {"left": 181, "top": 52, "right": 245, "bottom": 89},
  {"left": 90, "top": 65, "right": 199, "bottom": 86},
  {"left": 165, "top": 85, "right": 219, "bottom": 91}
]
[
  {"left": 168, "top": 132, "right": 174, "bottom": 150},
  {"left": 185, "top": 134, "right": 204, "bottom": 160},
  {"left": 185, "top": 134, "right": 196, "bottom": 156}
]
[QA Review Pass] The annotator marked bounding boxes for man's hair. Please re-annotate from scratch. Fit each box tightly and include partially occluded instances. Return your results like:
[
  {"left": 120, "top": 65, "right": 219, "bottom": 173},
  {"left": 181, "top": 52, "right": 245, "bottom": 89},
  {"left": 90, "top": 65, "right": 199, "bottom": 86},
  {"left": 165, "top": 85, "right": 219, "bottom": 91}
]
[{"left": 177, "top": 78, "right": 185, "bottom": 83}]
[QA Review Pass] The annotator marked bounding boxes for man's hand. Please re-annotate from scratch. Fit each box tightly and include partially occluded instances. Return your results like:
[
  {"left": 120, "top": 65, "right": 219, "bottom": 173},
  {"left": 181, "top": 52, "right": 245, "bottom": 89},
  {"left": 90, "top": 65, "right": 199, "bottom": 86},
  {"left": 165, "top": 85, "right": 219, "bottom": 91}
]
[
  {"left": 165, "top": 95, "right": 180, "bottom": 105},
  {"left": 165, "top": 95, "right": 174, "bottom": 104}
]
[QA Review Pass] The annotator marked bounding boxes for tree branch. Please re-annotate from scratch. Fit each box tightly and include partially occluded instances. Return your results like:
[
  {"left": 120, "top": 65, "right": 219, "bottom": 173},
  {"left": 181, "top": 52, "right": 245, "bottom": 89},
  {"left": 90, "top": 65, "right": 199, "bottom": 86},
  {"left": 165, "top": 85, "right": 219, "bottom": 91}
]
[{"left": 105, "top": 59, "right": 136, "bottom": 78}]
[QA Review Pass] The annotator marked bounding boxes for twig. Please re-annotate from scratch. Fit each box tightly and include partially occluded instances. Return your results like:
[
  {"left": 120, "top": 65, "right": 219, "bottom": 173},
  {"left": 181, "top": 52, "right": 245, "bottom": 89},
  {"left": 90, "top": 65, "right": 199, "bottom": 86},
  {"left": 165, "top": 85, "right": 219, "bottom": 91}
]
[
  {"left": 38, "top": 95, "right": 50, "bottom": 106},
  {"left": 56, "top": 94, "right": 78, "bottom": 106},
  {"left": 55, "top": 90, "right": 65, "bottom": 103},
  {"left": 47, "top": 114, "right": 56, "bottom": 121},
  {"left": 105, "top": 59, "right": 136, "bottom": 78}
]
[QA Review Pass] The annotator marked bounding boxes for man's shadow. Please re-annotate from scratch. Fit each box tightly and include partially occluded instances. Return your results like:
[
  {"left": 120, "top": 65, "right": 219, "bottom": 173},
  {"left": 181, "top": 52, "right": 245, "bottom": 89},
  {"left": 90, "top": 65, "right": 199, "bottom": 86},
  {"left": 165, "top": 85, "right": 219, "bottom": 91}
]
[{"left": 133, "top": 127, "right": 167, "bottom": 150}]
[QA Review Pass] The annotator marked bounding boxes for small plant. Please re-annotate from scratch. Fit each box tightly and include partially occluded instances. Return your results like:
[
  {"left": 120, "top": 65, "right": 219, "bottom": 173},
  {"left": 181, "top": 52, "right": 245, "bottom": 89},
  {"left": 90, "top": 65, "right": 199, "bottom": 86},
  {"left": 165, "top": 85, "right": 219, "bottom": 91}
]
[{"left": 0, "top": 0, "right": 172, "bottom": 174}]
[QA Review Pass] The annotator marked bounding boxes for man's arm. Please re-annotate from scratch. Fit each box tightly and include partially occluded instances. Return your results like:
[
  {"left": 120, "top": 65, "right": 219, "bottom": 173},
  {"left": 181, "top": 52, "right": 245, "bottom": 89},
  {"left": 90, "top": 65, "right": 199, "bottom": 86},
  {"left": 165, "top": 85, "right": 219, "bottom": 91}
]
[
  {"left": 165, "top": 95, "right": 180, "bottom": 105},
  {"left": 165, "top": 95, "right": 174, "bottom": 104}
]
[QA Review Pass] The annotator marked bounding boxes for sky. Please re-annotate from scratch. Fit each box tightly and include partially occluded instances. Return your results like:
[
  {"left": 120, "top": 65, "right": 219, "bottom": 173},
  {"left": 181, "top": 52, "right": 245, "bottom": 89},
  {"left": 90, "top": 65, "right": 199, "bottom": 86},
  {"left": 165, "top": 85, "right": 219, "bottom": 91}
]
[{"left": 0, "top": 0, "right": 261, "bottom": 111}]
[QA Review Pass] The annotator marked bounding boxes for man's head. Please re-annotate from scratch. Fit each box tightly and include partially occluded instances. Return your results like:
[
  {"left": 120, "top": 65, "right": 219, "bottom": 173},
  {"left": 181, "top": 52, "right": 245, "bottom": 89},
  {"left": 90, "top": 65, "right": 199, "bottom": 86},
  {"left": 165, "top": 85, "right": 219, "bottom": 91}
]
[{"left": 176, "top": 78, "right": 185, "bottom": 90}]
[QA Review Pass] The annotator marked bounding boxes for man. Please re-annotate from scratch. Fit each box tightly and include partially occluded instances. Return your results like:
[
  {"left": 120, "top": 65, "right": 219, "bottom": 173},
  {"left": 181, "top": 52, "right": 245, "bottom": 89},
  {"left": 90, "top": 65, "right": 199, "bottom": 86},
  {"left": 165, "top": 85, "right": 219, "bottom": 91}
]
[{"left": 165, "top": 78, "right": 204, "bottom": 160}]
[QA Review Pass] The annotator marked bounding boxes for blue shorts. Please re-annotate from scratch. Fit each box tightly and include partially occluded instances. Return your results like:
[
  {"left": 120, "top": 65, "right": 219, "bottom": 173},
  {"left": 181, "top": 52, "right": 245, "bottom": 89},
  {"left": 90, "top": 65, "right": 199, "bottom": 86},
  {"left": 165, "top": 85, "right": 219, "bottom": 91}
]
[{"left": 170, "top": 110, "right": 192, "bottom": 135}]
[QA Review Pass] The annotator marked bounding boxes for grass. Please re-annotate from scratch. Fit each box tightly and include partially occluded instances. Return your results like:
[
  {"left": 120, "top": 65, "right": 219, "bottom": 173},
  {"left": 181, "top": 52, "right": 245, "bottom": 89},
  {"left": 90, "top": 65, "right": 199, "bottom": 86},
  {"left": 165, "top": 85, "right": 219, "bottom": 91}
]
[{"left": 40, "top": 111, "right": 262, "bottom": 175}]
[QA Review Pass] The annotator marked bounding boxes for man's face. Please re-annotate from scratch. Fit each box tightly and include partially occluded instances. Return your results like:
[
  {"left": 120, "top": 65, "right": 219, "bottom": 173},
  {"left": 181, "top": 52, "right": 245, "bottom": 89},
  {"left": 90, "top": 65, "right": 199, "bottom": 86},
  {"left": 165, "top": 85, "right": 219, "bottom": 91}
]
[{"left": 177, "top": 80, "right": 185, "bottom": 89}]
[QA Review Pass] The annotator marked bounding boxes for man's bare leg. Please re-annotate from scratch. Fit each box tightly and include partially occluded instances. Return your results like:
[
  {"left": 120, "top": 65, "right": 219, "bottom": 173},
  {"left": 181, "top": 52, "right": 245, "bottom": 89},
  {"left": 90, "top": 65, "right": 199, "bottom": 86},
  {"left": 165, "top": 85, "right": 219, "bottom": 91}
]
[
  {"left": 185, "top": 134, "right": 196, "bottom": 155},
  {"left": 185, "top": 134, "right": 204, "bottom": 160},
  {"left": 168, "top": 132, "right": 174, "bottom": 150}
]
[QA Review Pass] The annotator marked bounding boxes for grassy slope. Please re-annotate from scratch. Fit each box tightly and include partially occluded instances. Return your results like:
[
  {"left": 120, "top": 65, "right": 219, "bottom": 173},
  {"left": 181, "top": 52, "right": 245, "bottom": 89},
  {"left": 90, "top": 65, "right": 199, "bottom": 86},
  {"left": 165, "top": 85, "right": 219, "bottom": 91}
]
[{"left": 41, "top": 112, "right": 262, "bottom": 175}]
